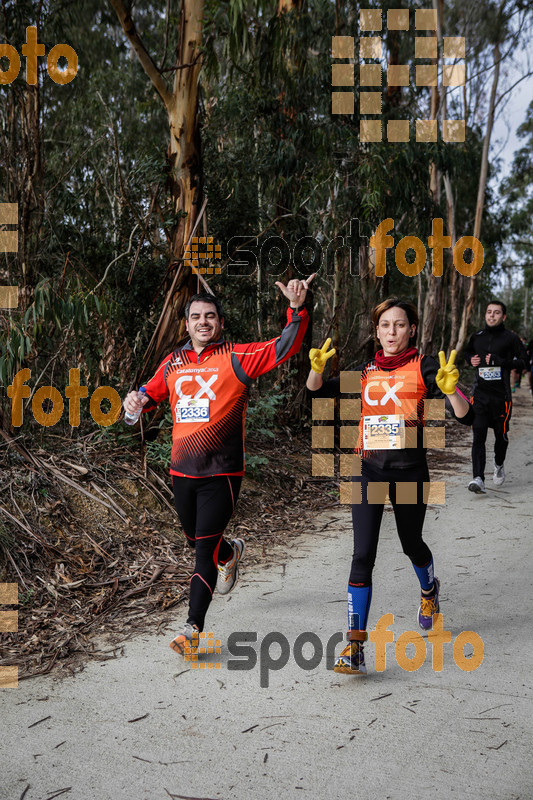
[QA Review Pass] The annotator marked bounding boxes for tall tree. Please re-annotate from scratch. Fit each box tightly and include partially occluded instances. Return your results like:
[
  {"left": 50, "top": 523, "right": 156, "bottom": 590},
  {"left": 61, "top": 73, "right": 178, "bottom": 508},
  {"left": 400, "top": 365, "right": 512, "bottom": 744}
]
[{"left": 109, "top": 0, "right": 204, "bottom": 367}]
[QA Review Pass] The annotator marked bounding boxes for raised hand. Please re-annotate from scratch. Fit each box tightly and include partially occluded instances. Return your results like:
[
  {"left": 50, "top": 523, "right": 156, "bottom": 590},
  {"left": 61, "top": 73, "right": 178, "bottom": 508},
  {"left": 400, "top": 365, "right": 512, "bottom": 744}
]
[
  {"left": 436, "top": 350, "right": 459, "bottom": 395},
  {"left": 309, "top": 338, "right": 336, "bottom": 374},
  {"left": 275, "top": 273, "right": 316, "bottom": 307}
]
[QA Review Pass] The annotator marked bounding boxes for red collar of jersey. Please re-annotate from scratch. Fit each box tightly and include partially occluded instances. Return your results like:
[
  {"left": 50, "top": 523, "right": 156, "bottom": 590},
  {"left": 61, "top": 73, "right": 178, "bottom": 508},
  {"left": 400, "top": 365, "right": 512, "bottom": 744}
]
[
  {"left": 374, "top": 346, "right": 419, "bottom": 371},
  {"left": 183, "top": 337, "right": 226, "bottom": 355}
]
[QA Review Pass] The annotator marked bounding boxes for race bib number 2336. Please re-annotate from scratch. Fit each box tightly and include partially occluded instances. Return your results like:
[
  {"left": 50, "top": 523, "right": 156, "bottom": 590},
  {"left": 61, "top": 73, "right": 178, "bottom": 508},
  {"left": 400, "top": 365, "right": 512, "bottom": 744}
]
[{"left": 175, "top": 398, "right": 210, "bottom": 423}]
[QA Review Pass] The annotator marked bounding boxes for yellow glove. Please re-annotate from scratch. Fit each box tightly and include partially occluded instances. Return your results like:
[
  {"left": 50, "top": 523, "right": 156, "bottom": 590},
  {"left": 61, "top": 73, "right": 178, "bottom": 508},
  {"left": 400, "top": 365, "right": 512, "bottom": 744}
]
[
  {"left": 309, "top": 338, "right": 336, "bottom": 374},
  {"left": 436, "top": 350, "right": 459, "bottom": 395}
]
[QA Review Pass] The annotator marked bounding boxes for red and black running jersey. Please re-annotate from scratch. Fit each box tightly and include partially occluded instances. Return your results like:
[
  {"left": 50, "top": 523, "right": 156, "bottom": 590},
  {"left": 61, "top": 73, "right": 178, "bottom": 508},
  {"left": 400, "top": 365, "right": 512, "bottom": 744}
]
[
  {"left": 142, "top": 307, "right": 308, "bottom": 477},
  {"left": 355, "top": 354, "right": 435, "bottom": 467},
  {"left": 309, "top": 352, "right": 473, "bottom": 469}
]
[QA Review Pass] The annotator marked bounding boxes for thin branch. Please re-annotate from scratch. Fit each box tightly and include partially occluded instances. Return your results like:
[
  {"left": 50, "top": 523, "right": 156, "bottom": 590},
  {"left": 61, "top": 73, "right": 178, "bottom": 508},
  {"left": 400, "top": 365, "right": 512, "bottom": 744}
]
[
  {"left": 160, "top": 53, "right": 202, "bottom": 73},
  {"left": 109, "top": 0, "right": 173, "bottom": 111},
  {"left": 24, "top": 320, "right": 74, "bottom": 414},
  {"left": 494, "top": 69, "right": 533, "bottom": 110},
  {"left": 96, "top": 90, "right": 128, "bottom": 209},
  {"left": 90, "top": 224, "right": 140, "bottom": 294},
  {"left": 140, "top": 196, "right": 209, "bottom": 370},
  {"left": 44, "top": 135, "right": 107, "bottom": 198},
  {"left": 158, "top": 0, "right": 171, "bottom": 72},
  {"left": 127, "top": 185, "right": 162, "bottom": 284}
]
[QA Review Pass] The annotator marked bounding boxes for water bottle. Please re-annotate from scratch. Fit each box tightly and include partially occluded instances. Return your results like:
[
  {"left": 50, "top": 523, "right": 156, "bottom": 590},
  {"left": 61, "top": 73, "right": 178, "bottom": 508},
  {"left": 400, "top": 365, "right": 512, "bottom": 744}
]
[{"left": 124, "top": 387, "right": 147, "bottom": 426}]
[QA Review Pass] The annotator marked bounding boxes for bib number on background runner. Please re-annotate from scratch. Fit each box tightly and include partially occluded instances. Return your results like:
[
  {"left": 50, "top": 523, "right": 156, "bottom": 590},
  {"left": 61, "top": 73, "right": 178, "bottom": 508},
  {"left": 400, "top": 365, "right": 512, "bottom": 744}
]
[
  {"left": 175, "top": 398, "right": 210, "bottom": 423},
  {"left": 363, "top": 415, "right": 405, "bottom": 450},
  {"left": 479, "top": 366, "right": 501, "bottom": 381}
]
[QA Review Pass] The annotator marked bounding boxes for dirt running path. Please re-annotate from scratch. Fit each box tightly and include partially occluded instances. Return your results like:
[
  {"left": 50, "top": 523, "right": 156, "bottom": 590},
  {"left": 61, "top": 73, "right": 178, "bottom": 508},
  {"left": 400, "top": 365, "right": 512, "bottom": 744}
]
[{"left": 2, "top": 392, "right": 532, "bottom": 800}]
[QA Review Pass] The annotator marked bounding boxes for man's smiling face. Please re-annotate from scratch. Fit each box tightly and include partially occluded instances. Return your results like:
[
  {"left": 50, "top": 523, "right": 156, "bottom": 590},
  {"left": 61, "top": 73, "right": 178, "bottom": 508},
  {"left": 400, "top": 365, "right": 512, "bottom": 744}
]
[
  {"left": 186, "top": 300, "right": 224, "bottom": 350},
  {"left": 485, "top": 304, "right": 506, "bottom": 328}
]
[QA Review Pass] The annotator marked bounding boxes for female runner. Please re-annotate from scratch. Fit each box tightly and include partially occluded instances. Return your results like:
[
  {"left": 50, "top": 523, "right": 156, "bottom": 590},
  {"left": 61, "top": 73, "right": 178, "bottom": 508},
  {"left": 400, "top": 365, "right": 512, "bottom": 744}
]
[{"left": 306, "top": 297, "right": 473, "bottom": 674}]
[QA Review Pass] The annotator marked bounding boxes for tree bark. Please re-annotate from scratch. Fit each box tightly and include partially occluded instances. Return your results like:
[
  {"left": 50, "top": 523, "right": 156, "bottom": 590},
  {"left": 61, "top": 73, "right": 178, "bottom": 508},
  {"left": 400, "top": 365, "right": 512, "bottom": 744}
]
[
  {"left": 444, "top": 173, "right": 460, "bottom": 350},
  {"left": 110, "top": 0, "right": 204, "bottom": 368},
  {"left": 456, "top": 40, "right": 501, "bottom": 353},
  {"left": 420, "top": 0, "right": 443, "bottom": 354}
]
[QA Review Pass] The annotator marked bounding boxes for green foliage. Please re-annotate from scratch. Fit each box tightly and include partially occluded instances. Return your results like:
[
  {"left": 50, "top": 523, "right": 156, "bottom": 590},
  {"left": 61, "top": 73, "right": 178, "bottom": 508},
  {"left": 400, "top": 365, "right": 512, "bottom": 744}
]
[
  {"left": 1, "top": 0, "right": 531, "bottom": 443},
  {"left": 0, "top": 520, "right": 14, "bottom": 559},
  {"left": 246, "top": 392, "right": 284, "bottom": 438},
  {"left": 19, "top": 588, "right": 35, "bottom": 607},
  {"left": 146, "top": 415, "right": 174, "bottom": 469},
  {"left": 245, "top": 454, "right": 269, "bottom": 480}
]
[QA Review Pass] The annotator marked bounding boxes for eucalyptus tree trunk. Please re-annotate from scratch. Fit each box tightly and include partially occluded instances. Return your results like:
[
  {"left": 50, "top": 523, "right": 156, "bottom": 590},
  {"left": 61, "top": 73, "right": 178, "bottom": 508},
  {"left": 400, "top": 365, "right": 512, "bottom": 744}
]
[
  {"left": 456, "top": 40, "right": 501, "bottom": 353},
  {"left": 420, "top": 0, "right": 443, "bottom": 354},
  {"left": 0, "top": 79, "right": 43, "bottom": 309},
  {"left": 444, "top": 173, "right": 459, "bottom": 350},
  {"left": 277, "top": 0, "right": 313, "bottom": 407},
  {"left": 110, "top": 0, "right": 204, "bottom": 367}
]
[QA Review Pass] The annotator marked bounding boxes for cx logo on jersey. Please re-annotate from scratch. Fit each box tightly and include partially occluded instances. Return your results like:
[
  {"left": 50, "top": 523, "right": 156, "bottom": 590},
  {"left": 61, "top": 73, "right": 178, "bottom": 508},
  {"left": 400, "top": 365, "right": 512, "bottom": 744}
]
[
  {"left": 364, "top": 379, "right": 403, "bottom": 407},
  {"left": 174, "top": 374, "right": 218, "bottom": 399}
]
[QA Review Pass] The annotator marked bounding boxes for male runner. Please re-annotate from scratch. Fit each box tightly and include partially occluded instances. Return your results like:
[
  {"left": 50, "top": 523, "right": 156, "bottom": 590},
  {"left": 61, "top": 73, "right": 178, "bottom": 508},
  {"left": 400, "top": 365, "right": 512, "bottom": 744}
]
[
  {"left": 123, "top": 277, "right": 313, "bottom": 655},
  {"left": 464, "top": 300, "right": 528, "bottom": 493}
]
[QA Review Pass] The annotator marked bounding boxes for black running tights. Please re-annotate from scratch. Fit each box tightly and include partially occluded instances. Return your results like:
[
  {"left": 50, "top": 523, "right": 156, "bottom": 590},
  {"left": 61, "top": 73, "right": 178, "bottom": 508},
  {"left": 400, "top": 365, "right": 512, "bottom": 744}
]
[
  {"left": 349, "top": 463, "right": 432, "bottom": 585},
  {"left": 172, "top": 475, "right": 242, "bottom": 631},
  {"left": 472, "top": 422, "right": 509, "bottom": 481}
]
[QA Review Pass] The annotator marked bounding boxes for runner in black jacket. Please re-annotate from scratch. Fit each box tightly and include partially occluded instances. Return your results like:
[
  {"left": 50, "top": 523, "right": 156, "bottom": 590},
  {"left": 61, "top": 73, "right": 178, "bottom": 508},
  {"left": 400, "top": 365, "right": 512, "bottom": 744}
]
[{"left": 463, "top": 300, "right": 528, "bottom": 493}]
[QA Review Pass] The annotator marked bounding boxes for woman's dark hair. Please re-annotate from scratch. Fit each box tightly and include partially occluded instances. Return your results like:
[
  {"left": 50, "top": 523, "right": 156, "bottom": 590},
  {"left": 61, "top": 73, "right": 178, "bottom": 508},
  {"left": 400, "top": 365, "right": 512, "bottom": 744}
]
[
  {"left": 184, "top": 293, "right": 225, "bottom": 320},
  {"left": 372, "top": 297, "right": 419, "bottom": 343}
]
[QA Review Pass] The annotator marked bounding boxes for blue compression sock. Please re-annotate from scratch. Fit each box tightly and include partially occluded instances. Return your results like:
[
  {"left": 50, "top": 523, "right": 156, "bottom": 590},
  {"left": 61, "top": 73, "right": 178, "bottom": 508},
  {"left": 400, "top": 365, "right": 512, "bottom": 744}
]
[
  {"left": 347, "top": 583, "right": 372, "bottom": 631},
  {"left": 412, "top": 558, "right": 435, "bottom": 592}
]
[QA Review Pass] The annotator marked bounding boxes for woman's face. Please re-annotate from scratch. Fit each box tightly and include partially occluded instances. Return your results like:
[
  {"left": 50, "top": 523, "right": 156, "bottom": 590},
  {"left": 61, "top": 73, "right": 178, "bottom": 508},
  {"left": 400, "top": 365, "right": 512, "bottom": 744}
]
[{"left": 376, "top": 306, "right": 416, "bottom": 357}]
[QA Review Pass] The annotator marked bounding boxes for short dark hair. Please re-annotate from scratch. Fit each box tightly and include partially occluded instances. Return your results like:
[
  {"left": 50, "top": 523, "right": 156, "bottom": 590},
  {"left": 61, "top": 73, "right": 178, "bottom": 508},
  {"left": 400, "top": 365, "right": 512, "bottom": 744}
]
[
  {"left": 372, "top": 297, "right": 419, "bottom": 343},
  {"left": 486, "top": 299, "right": 506, "bottom": 315},
  {"left": 184, "top": 293, "right": 225, "bottom": 320}
]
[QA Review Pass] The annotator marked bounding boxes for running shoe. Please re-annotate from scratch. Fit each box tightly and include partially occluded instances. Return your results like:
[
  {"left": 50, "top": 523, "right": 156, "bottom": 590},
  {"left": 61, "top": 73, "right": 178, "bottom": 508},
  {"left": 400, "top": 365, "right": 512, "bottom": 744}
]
[
  {"left": 217, "top": 538, "right": 245, "bottom": 595},
  {"left": 418, "top": 578, "right": 440, "bottom": 631},
  {"left": 169, "top": 622, "right": 199, "bottom": 656},
  {"left": 493, "top": 462, "right": 505, "bottom": 486},
  {"left": 333, "top": 641, "right": 366, "bottom": 675},
  {"left": 468, "top": 477, "right": 486, "bottom": 494}
]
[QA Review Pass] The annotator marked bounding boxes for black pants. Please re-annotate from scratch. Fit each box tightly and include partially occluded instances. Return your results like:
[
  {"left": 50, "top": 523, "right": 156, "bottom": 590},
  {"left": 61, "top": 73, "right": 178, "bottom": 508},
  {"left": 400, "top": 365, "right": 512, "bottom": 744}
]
[
  {"left": 172, "top": 475, "right": 242, "bottom": 631},
  {"left": 350, "top": 461, "right": 432, "bottom": 585},
  {"left": 471, "top": 395, "right": 511, "bottom": 480}
]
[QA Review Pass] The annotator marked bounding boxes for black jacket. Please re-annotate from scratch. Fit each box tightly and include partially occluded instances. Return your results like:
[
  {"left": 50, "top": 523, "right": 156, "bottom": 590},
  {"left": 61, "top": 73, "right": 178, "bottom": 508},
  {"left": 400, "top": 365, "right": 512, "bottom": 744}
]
[{"left": 464, "top": 324, "right": 528, "bottom": 400}]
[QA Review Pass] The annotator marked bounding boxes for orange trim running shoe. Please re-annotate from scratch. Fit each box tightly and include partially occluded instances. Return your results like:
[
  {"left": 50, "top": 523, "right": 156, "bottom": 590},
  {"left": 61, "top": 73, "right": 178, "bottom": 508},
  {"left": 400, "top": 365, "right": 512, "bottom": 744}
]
[
  {"left": 418, "top": 578, "right": 440, "bottom": 631},
  {"left": 169, "top": 623, "right": 199, "bottom": 656},
  {"left": 333, "top": 641, "right": 367, "bottom": 675},
  {"left": 217, "top": 538, "right": 245, "bottom": 595}
]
